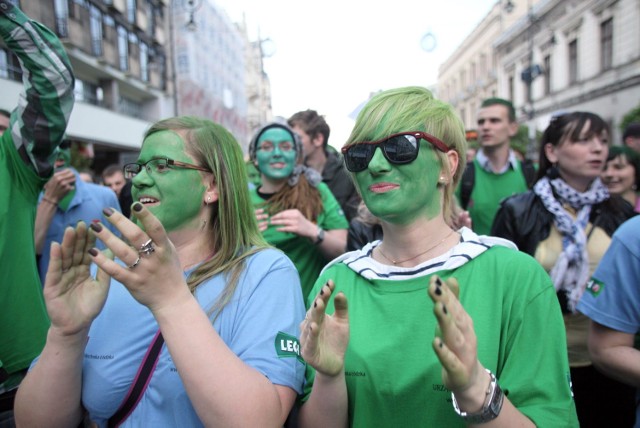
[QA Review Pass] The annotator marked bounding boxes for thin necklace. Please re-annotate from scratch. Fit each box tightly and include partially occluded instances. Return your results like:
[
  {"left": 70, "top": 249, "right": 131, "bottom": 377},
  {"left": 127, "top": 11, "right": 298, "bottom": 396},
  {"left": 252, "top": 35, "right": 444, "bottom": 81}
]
[{"left": 377, "top": 230, "right": 457, "bottom": 265}]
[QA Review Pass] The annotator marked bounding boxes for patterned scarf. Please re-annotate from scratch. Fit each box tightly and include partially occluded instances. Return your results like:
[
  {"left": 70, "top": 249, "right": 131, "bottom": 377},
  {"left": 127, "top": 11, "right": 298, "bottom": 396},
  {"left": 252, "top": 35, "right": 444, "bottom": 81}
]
[
  {"left": 533, "top": 176, "right": 609, "bottom": 312},
  {"left": 288, "top": 165, "right": 322, "bottom": 187}
]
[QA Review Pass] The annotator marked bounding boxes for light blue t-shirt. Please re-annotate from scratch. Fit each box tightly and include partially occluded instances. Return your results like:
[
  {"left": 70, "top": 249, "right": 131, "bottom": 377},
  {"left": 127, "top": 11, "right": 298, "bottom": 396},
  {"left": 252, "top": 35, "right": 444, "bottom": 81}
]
[
  {"left": 80, "top": 248, "right": 305, "bottom": 427},
  {"left": 38, "top": 169, "right": 121, "bottom": 282},
  {"left": 577, "top": 216, "right": 640, "bottom": 428}
]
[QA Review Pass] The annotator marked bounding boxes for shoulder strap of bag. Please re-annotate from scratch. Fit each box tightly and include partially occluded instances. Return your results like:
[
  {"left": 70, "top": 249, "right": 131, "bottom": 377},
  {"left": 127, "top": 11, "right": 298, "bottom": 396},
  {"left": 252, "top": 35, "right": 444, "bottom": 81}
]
[
  {"left": 108, "top": 330, "right": 164, "bottom": 428},
  {"left": 520, "top": 159, "right": 537, "bottom": 189},
  {"left": 460, "top": 161, "right": 476, "bottom": 210}
]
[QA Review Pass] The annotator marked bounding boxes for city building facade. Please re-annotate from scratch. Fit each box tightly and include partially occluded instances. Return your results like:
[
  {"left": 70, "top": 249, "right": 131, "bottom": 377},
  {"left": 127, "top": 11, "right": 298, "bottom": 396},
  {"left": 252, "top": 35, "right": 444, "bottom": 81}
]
[
  {"left": 438, "top": 0, "right": 536, "bottom": 130},
  {"left": 439, "top": 0, "right": 640, "bottom": 152},
  {"left": 495, "top": 0, "right": 640, "bottom": 145},
  {"left": 1, "top": 0, "right": 173, "bottom": 170},
  {"left": 1, "top": 0, "right": 272, "bottom": 171}
]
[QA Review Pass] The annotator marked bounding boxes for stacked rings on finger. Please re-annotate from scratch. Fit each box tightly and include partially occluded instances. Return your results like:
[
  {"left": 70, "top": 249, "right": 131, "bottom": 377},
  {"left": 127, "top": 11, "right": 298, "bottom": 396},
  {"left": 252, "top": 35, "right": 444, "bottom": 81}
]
[
  {"left": 139, "top": 239, "right": 155, "bottom": 256},
  {"left": 128, "top": 256, "right": 141, "bottom": 269}
]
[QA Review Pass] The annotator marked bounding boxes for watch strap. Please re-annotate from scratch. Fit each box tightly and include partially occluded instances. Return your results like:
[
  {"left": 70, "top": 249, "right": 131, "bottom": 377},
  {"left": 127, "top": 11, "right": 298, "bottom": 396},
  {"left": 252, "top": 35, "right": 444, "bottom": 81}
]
[{"left": 452, "top": 369, "right": 504, "bottom": 424}]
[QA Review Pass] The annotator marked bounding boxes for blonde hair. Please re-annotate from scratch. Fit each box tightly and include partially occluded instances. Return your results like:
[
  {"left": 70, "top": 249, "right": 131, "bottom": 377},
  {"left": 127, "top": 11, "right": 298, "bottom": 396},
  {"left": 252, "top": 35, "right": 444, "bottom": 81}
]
[
  {"left": 144, "top": 117, "right": 269, "bottom": 318},
  {"left": 345, "top": 86, "right": 467, "bottom": 222}
]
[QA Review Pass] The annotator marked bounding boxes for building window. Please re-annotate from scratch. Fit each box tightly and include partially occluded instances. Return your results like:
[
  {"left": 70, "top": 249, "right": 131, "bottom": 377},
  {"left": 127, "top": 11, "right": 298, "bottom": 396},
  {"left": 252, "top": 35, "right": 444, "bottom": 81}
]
[
  {"left": 568, "top": 39, "right": 578, "bottom": 84},
  {"left": 140, "top": 42, "right": 149, "bottom": 82},
  {"left": 543, "top": 55, "right": 551, "bottom": 95},
  {"left": 508, "top": 75, "right": 514, "bottom": 102},
  {"left": 54, "top": 0, "right": 69, "bottom": 37},
  {"left": 119, "top": 96, "right": 143, "bottom": 119},
  {"left": 601, "top": 18, "right": 613, "bottom": 71},
  {"left": 117, "top": 26, "right": 129, "bottom": 71},
  {"left": 89, "top": 5, "right": 103, "bottom": 56},
  {"left": 74, "top": 79, "right": 103, "bottom": 106},
  {"left": 126, "top": 0, "right": 137, "bottom": 24}
]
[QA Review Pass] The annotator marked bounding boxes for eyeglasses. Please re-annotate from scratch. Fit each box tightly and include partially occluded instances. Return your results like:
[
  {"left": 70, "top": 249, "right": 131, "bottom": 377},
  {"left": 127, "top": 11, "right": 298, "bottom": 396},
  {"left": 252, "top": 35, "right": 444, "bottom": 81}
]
[
  {"left": 257, "top": 140, "right": 295, "bottom": 153},
  {"left": 123, "top": 157, "right": 211, "bottom": 179},
  {"left": 341, "top": 131, "right": 449, "bottom": 173}
]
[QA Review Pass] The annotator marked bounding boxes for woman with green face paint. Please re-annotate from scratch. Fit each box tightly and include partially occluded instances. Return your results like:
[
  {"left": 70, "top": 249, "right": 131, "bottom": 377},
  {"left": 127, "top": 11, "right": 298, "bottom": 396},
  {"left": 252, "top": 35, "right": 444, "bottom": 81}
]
[
  {"left": 16, "top": 117, "right": 306, "bottom": 427},
  {"left": 249, "top": 120, "right": 349, "bottom": 302},
  {"left": 296, "top": 87, "right": 579, "bottom": 427}
]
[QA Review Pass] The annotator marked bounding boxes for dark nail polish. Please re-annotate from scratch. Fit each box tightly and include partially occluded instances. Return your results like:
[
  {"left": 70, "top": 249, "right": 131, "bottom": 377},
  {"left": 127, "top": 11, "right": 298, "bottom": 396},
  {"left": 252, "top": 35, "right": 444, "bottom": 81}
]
[
  {"left": 133, "top": 202, "right": 143, "bottom": 212},
  {"left": 435, "top": 285, "right": 442, "bottom": 296},
  {"left": 88, "top": 248, "right": 98, "bottom": 257},
  {"left": 314, "top": 301, "right": 317, "bottom": 308},
  {"left": 435, "top": 277, "right": 442, "bottom": 286},
  {"left": 90, "top": 222, "right": 102, "bottom": 233},
  {"left": 439, "top": 339, "right": 444, "bottom": 348},
  {"left": 442, "top": 304, "right": 448, "bottom": 314},
  {"left": 320, "top": 287, "right": 324, "bottom": 295},
  {"left": 103, "top": 207, "right": 114, "bottom": 217}
]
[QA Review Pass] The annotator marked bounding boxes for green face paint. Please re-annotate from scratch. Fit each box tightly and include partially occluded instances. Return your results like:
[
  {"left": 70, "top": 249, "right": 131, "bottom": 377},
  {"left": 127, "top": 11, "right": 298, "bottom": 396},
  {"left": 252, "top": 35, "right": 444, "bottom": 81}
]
[
  {"left": 255, "top": 127, "right": 297, "bottom": 181},
  {"left": 55, "top": 147, "right": 71, "bottom": 171},
  {"left": 355, "top": 141, "right": 442, "bottom": 225},
  {"left": 131, "top": 130, "right": 207, "bottom": 232}
]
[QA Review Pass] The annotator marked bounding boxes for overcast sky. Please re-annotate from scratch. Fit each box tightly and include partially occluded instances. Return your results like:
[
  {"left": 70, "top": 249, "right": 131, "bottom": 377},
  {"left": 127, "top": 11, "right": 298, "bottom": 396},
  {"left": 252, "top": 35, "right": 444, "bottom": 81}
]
[{"left": 213, "top": 0, "right": 498, "bottom": 148}]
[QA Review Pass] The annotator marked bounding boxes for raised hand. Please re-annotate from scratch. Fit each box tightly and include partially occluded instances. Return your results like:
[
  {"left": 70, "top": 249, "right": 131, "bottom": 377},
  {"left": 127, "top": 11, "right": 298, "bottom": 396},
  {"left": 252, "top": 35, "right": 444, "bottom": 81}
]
[
  {"left": 44, "top": 222, "right": 111, "bottom": 336},
  {"left": 300, "top": 280, "right": 350, "bottom": 377},
  {"left": 87, "top": 203, "right": 190, "bottom": 315},
  {"left": 427, "top": 275, "right": 489, "bottom": 399},
  {"left": 254, "top": 208, "right": 269, "bottom": 232},
  {"left": 269, "top": 209, "right": 316, "bottom": 240},
  {"left": 43, "top": 168, "right": 76, "bottom": 202}
]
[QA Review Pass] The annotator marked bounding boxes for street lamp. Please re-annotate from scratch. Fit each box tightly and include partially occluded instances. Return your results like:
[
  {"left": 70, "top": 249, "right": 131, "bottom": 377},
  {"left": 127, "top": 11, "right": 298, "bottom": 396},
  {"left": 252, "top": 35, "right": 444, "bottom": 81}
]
[
  {"left": 515, "top": 0, "right": 541, "bottom": 161},
  {"left": 185, "top": 0, "right": 203, "bottom": 32},
  {"left": 420, "top": 31, "right": 437, "bottom": 53}
]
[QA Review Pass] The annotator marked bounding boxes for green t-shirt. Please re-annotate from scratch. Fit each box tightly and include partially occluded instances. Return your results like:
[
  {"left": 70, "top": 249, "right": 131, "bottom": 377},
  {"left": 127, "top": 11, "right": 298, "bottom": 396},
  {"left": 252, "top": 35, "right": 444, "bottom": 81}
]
[
  {"left": 0, "top": 4, "right": 74, "bottom": 375},
  {"left": 251, "top": 182, "right": 348, "bottom": 302},
  {"left": 302, "top": 237, "right": 578, "bottom": 427},
  {"left": 456, "top": 160, "right": 530, "bottom": 235},
  {"left": 0, "top": 134, "right": 50, "bottom": 373}
]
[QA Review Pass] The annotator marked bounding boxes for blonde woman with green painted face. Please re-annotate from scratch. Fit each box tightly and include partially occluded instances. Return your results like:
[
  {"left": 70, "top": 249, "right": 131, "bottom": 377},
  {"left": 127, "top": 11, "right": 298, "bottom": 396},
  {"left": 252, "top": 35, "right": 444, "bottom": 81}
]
[
  {"left": 15, "top": 117, "right": 306, "bottom": 427},
  {"left": 296, "top": 87, "right": 578, "bottom": 427}
]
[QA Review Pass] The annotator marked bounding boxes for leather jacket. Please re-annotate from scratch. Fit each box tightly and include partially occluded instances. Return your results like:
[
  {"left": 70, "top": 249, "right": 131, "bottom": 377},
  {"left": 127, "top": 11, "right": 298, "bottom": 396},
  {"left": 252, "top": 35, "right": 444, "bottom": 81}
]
[
  {"left": 347, "top": 219, "right": 383, "bottom": 252},
  {"left": 491, "top": 190, "right": 636, "bottom": 256}
]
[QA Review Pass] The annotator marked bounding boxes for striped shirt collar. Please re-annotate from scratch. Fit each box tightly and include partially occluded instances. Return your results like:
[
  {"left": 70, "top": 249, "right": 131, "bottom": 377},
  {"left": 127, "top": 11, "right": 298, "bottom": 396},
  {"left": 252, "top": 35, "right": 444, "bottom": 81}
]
[{"left": 322, "top": 227, "right": 517, "bottom": 281}]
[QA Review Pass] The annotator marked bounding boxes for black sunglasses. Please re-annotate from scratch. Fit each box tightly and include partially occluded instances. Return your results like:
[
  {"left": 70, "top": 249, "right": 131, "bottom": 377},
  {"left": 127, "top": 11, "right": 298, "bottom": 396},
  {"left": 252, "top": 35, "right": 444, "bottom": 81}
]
[{"left": 341, "top": 131, "right": 449, "bottom": 173}]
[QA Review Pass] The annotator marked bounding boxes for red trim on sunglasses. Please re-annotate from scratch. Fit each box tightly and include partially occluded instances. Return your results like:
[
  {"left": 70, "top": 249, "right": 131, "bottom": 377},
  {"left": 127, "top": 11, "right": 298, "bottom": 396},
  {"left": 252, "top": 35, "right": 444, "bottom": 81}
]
[{"left": 340, "top": 131, "right": 449, "bottom": 154}]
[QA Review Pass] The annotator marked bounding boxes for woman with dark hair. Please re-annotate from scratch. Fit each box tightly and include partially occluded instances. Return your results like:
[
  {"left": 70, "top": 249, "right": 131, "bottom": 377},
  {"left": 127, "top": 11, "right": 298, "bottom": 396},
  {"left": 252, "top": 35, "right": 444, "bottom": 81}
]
[
  {"left": 249, "top": 120, "right": 348, "bottom": 302},
  {"left": 602, "top": 144, "right": 640, "bottom": 212},
  {"left": 492, "top": 112, "right": 636, "bottom": 427},
  {"left": 297, "top": 87, "right": 577, "bottom": 427},
  {"left": 15, "top": 117, "right": 306, "bottom": 426}
]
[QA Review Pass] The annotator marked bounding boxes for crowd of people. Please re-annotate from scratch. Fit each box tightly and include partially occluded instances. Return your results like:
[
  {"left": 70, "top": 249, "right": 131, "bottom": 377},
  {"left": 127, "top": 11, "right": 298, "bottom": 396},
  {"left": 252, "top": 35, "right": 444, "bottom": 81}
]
[{"left": 2, "top": 4, "right": 640, "bottom": 427}]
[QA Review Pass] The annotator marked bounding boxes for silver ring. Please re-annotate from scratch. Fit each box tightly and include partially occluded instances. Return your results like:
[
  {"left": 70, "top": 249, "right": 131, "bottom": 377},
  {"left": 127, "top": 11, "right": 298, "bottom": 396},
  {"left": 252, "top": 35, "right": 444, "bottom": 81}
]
[
  {"left": 138, "top": 239, "right": 155, "bottom": 256},
  {"left": 127, "top": 256, "right": 141, "bottom": 269}
]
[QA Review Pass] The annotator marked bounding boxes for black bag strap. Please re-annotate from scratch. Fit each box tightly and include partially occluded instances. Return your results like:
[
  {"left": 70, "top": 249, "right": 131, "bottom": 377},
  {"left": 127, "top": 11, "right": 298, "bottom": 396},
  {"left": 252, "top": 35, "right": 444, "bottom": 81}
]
[
  {"left": 460, "top": 159, "right": 536, "bottom": 210},
  {"left": 460, "top": 161, "right": 476, "bottom": 210},
  {"left": 108, "top": 330, "right": 164, "bottom": 428},
  {"left": 521, "top": 159, "right": 537, "bottom": 189}
]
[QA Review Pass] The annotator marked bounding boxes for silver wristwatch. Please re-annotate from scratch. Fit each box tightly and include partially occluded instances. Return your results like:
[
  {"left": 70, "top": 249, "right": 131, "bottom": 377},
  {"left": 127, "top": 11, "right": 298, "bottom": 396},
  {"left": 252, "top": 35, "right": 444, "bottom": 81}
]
[
  {"left": 452, "top": 369, "right": 504, "bottom": 424},
  {"left": 314, "top": 227, "right": 325, "bottom": 245}
]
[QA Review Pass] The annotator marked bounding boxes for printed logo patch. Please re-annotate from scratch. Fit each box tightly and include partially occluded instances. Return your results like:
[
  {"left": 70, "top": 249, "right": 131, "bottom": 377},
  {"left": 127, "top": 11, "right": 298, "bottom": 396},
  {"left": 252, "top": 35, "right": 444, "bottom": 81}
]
[
  {"left": 275, "top": 332, "right": 304, "bottom": 363},
  {"left": 585, "top": 278, "right": 605, "bottom": 297}
]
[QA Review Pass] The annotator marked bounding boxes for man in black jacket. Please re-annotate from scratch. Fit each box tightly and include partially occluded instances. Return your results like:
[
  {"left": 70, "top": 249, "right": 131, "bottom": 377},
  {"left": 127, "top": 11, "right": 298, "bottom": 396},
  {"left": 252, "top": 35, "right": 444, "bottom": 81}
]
[{"left": 288, "top": 110, "right": 360, "bottom": 221}]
